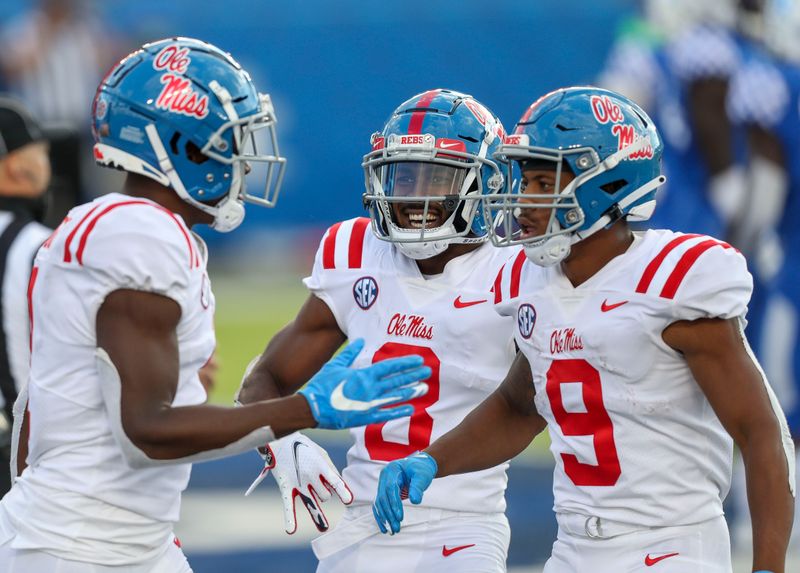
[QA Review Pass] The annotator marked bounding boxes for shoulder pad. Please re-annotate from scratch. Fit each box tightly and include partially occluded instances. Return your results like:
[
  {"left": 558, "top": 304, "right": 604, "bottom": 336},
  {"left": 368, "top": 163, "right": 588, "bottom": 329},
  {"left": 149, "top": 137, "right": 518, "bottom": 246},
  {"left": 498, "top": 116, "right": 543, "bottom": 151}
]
[{"left": 319, "top": 217, "right": 372, "bottom": 271}]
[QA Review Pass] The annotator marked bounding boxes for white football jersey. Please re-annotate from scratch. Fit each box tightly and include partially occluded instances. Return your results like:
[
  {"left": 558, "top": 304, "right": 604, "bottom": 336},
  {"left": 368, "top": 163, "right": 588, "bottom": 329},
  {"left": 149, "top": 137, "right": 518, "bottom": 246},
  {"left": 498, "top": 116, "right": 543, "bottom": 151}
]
[
  {"left": 304, "top": 218, "right": 517, "bottom": 513},
  {"left": 494, "top": 229, "right": 752, "bottom": 527},
  {"left": 0, "top": 193, "right": 214, "bottom": 565}
]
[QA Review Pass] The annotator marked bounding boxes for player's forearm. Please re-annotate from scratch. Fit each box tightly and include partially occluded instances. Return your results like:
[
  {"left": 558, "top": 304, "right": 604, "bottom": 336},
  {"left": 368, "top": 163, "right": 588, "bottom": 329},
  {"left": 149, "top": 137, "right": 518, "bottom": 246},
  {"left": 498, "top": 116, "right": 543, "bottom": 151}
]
[
  {"left": 122, "top": 394, "right": 316, "bottom": 459},
  {"left": 237, "top": 357, "right": 287, "bottom": 403},
  {"left": 426, "top": 390, "right": 544, "bottom": 478},
  {"left": 238, "top": 313, "right": 345, "bottom": 404},
  {"left": 741, "top": 429, "right": 794, "bottom": 573}
]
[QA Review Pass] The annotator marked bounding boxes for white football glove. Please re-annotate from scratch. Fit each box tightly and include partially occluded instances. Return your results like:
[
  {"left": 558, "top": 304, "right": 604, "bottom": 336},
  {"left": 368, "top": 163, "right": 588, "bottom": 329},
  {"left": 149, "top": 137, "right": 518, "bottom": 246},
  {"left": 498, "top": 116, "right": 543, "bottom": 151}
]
[{"left": 245, "top": 432, "right": 353, "bottom": 534}]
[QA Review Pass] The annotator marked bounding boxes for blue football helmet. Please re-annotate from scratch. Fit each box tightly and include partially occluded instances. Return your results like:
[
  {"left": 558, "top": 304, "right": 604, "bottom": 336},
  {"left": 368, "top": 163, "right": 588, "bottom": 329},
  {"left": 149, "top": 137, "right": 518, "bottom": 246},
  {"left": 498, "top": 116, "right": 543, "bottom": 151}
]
[
  {"left": 362, "top": 89, "right": 506, "bottom": 259},
  {"left": 484, "top": 86, "right": 666, "bottom": 266},
  {"left": 92, "top": 37, "right": 286, "bottom": 232}
]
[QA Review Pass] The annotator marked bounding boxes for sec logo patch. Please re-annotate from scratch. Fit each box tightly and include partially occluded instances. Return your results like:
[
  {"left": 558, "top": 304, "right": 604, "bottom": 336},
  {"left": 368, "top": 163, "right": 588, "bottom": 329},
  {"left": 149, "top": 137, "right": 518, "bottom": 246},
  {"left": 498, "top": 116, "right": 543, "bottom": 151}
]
[
  {"left": 353, "top": 276, "right": 378, "bottom": 310},
  {"left": 517, "top": 303, "right": 536, "bottom": 339}
]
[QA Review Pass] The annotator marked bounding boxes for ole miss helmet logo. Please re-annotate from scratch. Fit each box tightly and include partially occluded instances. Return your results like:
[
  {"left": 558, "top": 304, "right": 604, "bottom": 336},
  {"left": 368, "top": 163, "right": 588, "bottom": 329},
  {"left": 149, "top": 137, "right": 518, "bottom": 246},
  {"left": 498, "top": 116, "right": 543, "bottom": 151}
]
[
  {"left": 152, "top": 44, "right": 210, "bottom": 119},
  {"left": 353, "top": 276, "right": 378, "bottom": 310},
  {"left": 517, "top": 304, "right": 536, "bottom": 339}
]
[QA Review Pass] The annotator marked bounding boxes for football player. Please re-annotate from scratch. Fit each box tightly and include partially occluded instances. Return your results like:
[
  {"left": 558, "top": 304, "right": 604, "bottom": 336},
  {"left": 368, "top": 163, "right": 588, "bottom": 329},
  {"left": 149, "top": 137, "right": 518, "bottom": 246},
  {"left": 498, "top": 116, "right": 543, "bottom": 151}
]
[
  {"left": 374, "top": 87, "right": 796, "bottom": 573},
  {"left": 237, "top": 89, "right": 521, "bottom": 572},
  {"left": 0, "top": 38, "right": 431, "bottom": 573}
]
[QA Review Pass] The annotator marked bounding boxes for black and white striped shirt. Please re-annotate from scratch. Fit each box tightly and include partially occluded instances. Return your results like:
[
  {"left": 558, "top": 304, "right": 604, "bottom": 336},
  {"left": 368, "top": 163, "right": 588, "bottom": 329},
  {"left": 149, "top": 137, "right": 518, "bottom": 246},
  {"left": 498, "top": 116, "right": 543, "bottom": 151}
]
[{"left": 0, "top": 211, "right": 50, "bottom": 414}]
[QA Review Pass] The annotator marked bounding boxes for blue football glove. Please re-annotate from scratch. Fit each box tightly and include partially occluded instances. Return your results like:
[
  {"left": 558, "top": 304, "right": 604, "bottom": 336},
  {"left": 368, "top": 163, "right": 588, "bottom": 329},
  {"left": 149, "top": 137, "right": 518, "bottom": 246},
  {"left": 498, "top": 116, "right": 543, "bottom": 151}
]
[
  {"left": 298, "top": 338, "right": 430, "bottom": 430},
  {"left": 373, "top": 451, "right": 438, "bottom": 535}
]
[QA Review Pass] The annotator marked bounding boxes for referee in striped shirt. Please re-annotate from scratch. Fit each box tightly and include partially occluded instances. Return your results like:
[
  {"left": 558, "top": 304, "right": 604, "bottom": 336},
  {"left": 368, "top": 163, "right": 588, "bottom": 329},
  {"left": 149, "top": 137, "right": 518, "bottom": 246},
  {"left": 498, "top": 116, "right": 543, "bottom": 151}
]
[{"left": 0, "top": 97, "right": 51, "bottom": 496}]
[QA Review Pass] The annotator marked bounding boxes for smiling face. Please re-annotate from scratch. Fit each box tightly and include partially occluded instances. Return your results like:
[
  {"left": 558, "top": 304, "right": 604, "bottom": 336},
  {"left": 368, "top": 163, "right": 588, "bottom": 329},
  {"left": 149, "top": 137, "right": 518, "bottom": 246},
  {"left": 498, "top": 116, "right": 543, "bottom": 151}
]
[
  {"left": 387, "top": 162, "right": 466, "bottom": 230},
  {"left": 514, "top": 164, "right": 576, "bottom": 240}
]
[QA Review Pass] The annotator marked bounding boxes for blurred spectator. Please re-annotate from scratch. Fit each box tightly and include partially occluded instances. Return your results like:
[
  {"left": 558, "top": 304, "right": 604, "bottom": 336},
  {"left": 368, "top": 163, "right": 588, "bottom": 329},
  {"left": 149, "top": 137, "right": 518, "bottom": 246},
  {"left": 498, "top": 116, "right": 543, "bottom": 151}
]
[
  {"left": 0, "top": 0, "right": 119, "bottom": 226},
  {"left": 598, "top": 0, "right": 757, "bottom": 240},
  {"left": 726, "top": 0, "right": 800, "bottom": 551},
  {"left": 0, "top": 97, "right": 52, "bottom": 496}
]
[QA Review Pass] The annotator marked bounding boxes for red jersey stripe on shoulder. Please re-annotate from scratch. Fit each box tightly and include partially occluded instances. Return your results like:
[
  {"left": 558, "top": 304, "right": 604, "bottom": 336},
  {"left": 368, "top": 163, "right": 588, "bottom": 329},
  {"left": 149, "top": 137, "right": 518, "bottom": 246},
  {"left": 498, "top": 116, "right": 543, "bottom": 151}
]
[
  {"left": 509, "top": 250, "right": 527, "bottom": 299},
  {"left": 75, "top": 200, "right": 196, "bottom": 268},
  {"left": 27, "top": 266, "right": 39, "bottom": 351},
  {"left": 493, "top": 263, "right": 506, "bottom": 304},
  {"left": 348, "top": 218, "right": 370, "bottom": 269},
  {"left": 63, "top": 205, "right": 101, "bottom": 262},
  {"left": 635, "top": 233, "right": 703, "bottom": 294},
  {"left": 322, "top": 222, "right": 343, "bottom": 269},
  {"left": 408, "top": 89, "right": 441, "bottom": 135},
  {"left": 659, "top": 239, "right": 732, "bottom": 299}
]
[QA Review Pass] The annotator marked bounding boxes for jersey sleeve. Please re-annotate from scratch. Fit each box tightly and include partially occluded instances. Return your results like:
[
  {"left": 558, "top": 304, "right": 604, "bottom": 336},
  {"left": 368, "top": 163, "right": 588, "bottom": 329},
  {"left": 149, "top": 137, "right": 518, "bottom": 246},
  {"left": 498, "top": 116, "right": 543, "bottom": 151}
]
[
  {"left": 302, "top": 217, "right": 372, "bottom": 336},
  {"left": 668, "top": 242, "right": 753, "bottom": 322},
  {"left": 78, "top": 202, "right": 196, "bottom": 313},
  {"left": 727, "top": 58, "right": 790, "bottom": 129},
  {"left": 491, "top": 249, "right": 528, "bottom": 318}
]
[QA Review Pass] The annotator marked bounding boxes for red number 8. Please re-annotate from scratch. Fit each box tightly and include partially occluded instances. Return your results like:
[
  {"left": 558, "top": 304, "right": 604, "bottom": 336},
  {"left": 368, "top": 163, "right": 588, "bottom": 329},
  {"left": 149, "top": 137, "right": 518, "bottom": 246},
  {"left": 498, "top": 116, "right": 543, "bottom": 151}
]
[
  {"left": 365, "top": 342, "right": 440, "bottom": 461},
  {"left": 546, "top": 358, "right": 621, "bottom": 486}
]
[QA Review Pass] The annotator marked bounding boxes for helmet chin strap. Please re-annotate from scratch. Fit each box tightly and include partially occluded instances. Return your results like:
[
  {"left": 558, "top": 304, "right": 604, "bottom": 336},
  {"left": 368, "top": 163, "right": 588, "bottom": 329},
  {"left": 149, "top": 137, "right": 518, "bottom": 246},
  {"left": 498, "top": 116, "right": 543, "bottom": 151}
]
[
  {"left": 211, "top": 197, "right": 245, "bottom": 232},
  {"left": 388, "top": 215, "right": 456, "bottom": 260},
  {"left": 396, "top": 239, "right": 449, "bottom": 260},
  {"left": 523, "top": 226, "right": 575, "bottom": 267}
]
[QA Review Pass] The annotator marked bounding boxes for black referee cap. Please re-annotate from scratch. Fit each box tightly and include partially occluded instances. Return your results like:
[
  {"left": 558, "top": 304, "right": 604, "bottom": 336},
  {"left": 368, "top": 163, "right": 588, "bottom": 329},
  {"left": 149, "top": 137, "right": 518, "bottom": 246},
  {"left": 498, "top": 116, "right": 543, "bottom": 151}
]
[{"left": 0, "top": 97, "right": 44, "bottom": 158}]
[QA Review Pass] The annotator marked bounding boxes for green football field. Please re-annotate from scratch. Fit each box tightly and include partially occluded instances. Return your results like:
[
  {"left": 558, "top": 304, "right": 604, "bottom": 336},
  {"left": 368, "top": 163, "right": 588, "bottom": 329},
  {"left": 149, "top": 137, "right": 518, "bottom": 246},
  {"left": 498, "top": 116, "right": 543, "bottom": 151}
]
[{"left": 209, "top": 274, "right": 309, "bottom": 404}]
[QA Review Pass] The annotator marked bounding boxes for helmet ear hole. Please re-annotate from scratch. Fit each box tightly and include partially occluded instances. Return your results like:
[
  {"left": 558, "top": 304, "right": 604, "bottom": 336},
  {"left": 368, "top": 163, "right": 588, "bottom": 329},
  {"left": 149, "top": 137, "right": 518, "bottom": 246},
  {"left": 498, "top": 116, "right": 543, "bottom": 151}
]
[
  {"left": 169, "top": 133, "right": 181, "bottom": 155},
  {"left": 600, "top": 179, "right": 627, "bottom": 195},
  {"left": 185, "top": 140, "right": 209, "bottom": 164}
]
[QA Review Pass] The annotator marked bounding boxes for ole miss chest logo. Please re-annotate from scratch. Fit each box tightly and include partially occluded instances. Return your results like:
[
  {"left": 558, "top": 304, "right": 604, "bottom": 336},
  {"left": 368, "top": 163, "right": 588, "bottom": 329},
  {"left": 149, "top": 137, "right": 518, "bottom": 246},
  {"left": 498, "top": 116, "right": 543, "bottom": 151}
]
[
  {"left": 353, "top": 276, "right": 378, "bottom": 310},
  {"left": 517, "top": 303, "right": 537, "bottom": 339}
]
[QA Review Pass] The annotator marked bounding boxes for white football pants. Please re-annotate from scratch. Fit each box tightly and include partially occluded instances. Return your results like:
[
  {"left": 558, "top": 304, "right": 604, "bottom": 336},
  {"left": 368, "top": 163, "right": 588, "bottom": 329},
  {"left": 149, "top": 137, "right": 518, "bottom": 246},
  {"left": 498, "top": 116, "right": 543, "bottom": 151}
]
[
  {"left": 314, "top": 505, "right": 509, "bottom": 573},
  {"left": 544, "top": 513, "right": 732, "bottom": 573},
  {"left": 0, "top": 535, "right": 192, "bottom": 573}
]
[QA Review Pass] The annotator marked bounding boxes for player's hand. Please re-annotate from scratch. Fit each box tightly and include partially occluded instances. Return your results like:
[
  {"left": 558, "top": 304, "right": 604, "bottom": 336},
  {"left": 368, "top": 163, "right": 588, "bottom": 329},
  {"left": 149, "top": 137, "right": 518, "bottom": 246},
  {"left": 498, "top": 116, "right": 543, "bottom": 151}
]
[
  {"left": 373, "top": 451, "right": 438, "bottom": 535},
  {"left": 298, "top": 338, "right": 430, "bottom": 430},
  {"left": 244, "top": 432, "right": 353, "bottom": 534}
]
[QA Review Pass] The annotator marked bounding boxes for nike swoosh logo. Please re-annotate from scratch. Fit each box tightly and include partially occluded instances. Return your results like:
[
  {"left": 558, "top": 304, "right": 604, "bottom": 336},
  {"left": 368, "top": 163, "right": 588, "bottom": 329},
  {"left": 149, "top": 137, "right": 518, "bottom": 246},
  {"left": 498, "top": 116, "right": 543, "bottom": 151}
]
[
  {"left": 442, "top": 543, "right": 475, "bottom": 557},
  {"left": 454, "top": 296, "right": 487, "bottom": 309},
  {"left": 644, "top": 552, "right": 679, "bottom": 566},
  {"left": 330, "top": 380, "right": 396, "bottom": 411},
  {"left": 292, "top": 440, "right": 309, "bottom": 483},
  {"left": 439, "top": 142, "right": 460, "bottom": 148},
  {"left": 601, "top": 299, "right": 629, "bottom": 312}
]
